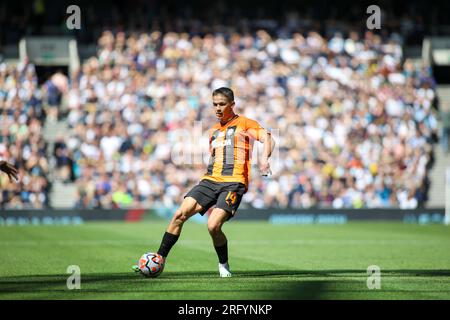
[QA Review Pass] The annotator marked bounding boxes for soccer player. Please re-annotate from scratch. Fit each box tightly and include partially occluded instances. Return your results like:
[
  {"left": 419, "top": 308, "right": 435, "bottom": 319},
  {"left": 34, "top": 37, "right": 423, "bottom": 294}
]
[
  {"left": 135, "top": 87, "right": 275, "bottom": 277},
  {"left": 0, "top": 160, "right": 19, "bottom": 183}
]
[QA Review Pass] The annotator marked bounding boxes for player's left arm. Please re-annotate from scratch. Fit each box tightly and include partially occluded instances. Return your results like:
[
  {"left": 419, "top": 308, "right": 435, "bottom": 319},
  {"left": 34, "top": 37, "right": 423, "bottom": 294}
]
[
  {"left": 258, "top": 129, "right": 275, "bottom": 175},
  {"left": 246, "top": 119, "right": 276, "bottom": 175}
]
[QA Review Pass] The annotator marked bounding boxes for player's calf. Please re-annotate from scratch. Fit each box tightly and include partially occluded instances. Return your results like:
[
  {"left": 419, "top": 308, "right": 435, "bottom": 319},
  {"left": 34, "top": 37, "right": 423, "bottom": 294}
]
[
  {"left": 208, "top": 209, "right": 232, "bottom": 277},
  {"left": 158, "top": 197, "right": 202, "bottom": 258},
  {"left": 167, "top": 209, "right": 189, "bottom": 234}
]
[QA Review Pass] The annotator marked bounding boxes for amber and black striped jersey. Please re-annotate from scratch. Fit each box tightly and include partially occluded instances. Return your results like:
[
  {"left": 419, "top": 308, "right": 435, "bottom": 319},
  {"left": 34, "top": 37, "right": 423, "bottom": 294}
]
[{"left": 201, "top": 115, "right": 266, "bottom": 190}]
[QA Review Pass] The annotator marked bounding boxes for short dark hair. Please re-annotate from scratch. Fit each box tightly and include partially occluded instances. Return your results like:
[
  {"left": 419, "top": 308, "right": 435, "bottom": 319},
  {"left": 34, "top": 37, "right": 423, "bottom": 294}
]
[{"left": 212, "top": 87, "right": 234, "bottom": 103}]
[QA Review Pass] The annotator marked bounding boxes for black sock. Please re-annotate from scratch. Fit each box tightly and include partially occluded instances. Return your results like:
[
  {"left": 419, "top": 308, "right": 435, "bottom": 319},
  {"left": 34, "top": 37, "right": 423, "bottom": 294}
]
[
  {"left": 157, "top": 232, "right": 179, "bottom": 258},
  {"left": 214, "top": 241, "right": 228, "bottom": 264}
]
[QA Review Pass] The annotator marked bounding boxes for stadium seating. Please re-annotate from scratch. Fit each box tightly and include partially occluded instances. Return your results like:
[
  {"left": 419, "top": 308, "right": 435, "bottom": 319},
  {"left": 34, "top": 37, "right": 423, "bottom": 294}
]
[
  {"left": 61, "top": 29, "right": 438, "bottom": 209},
  {"left": 0, "top": 62, "right": 51, "bottom": 208}
]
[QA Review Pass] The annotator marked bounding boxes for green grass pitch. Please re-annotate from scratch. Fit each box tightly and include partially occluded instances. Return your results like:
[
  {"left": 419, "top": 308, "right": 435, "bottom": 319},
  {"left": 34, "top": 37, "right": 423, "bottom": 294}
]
[{"left": 0, "top": 220, "right": 449, "bottom": 300}]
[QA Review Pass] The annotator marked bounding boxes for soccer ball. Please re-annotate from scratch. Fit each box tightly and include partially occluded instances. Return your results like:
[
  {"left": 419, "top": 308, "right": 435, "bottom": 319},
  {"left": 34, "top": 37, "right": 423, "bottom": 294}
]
[{"left": 138, "top": 252, "right": 165, "bottom": 278}]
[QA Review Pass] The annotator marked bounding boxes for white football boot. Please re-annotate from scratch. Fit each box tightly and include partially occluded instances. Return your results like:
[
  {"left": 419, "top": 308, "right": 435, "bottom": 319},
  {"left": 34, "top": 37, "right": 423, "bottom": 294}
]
[{"left": 218, "top": 262, "right": 232, "bottom": 277}]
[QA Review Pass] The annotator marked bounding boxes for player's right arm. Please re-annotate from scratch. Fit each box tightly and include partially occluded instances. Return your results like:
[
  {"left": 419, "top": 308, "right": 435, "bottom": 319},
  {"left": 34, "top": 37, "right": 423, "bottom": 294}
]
[{"left": 0, "top": 160, "right": 19, "bottom": 182}]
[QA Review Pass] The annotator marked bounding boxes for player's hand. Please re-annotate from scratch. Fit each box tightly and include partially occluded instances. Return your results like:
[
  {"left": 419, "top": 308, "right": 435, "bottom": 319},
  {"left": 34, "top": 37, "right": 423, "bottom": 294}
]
[
  {"left": 259, "top": 159, "right": 271, "bottom": 177},
  {"left": 0, "top": 160, "right": 19, "bottom": 183}
]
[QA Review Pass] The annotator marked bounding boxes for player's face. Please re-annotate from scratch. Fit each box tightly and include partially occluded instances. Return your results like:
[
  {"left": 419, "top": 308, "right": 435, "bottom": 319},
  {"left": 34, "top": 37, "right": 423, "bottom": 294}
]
[{"left": 212, "top": 94, "right": 235, "bottom": 122}]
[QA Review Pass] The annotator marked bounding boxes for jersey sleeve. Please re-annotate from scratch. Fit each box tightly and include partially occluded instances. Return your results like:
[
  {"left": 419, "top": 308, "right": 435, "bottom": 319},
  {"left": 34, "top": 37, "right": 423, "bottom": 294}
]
[{"left": 245, "top": 118, "right": 266, "bottom": 142}]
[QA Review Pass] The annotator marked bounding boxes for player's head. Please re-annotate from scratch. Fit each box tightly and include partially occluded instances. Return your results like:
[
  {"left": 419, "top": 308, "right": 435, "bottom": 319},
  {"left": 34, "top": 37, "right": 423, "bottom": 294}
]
[{"left": 212, "top": 87, "right": 235, "bottom": 123}]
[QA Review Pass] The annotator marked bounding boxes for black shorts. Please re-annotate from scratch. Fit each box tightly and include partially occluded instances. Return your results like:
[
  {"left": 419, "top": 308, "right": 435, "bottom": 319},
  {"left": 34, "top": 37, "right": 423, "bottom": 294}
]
[{"left": 184, "top": 179, "right": 246, "bottom": 219}]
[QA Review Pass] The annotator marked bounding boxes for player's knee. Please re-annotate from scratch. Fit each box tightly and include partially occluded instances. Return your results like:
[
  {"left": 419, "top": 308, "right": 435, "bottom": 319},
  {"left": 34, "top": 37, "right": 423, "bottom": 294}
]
[
  {"left": 172, "top": 209, "right": 188, "bottom": 226},
  {"left": 207, "top": 221, "right": 222, "bottom": 235}
]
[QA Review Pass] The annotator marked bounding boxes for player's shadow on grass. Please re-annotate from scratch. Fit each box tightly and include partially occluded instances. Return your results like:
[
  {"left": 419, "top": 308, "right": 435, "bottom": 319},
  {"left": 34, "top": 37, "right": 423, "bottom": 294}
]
[
  {"left": 1, "top": 269, "right": 449, "bottom": 299},
  {"left": 230, "top": 269, "right": 450, "bottom": 278},
  {"left": 0, "top": 272, "right": 328, "bottom": 299},
  {"left": 1, "top": 269, "right": 450, "bottom": 284}
]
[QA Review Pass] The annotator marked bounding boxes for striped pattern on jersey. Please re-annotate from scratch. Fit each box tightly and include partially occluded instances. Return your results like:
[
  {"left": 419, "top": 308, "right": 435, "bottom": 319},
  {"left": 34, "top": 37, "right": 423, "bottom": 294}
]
[{"left": 202, "top": 115, "right": 265, "bottom": 189}]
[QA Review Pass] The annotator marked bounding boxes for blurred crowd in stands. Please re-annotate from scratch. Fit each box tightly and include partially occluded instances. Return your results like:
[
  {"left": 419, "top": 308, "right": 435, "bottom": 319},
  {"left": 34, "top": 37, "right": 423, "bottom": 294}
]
[
  {"left": 0, "top": 0, "right": 442, "bottom": 210},
  {"left": 57, "top": 28, "right": 438, "bottom": 210},
  {"left": 0, "top": 61, "right": 51, "bottom": 208}
]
